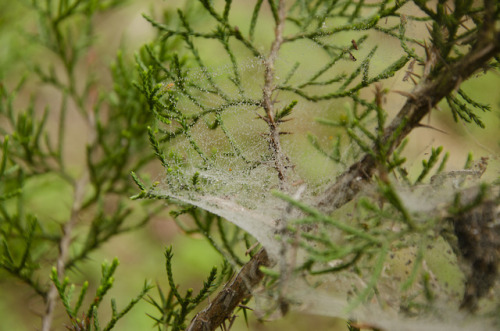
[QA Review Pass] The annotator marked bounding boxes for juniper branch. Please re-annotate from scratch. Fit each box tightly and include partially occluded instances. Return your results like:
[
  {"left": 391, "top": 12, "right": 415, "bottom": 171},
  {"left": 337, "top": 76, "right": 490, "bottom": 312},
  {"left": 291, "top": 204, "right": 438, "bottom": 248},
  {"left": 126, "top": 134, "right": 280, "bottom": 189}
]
[
  {"left": 186, "top": 248, "right": 270, "bottom": 331},
  {"left": 317, "top": 9, "right": 500, "bottom": 213}
]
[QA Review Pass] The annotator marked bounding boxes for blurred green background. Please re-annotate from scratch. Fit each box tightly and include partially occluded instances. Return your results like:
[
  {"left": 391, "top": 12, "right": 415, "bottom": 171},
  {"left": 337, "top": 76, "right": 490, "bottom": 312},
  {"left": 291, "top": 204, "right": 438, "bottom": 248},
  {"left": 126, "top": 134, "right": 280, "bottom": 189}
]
[{"left": 1, "top": 0, "right": 499, "bottom": 330}]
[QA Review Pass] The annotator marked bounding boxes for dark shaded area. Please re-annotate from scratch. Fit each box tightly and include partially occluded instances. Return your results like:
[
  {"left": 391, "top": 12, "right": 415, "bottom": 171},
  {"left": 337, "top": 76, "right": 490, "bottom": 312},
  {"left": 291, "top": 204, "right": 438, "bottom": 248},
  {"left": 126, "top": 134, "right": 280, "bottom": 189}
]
[{"left": 453, "top": 199, "right": 500, "bottom": 311}]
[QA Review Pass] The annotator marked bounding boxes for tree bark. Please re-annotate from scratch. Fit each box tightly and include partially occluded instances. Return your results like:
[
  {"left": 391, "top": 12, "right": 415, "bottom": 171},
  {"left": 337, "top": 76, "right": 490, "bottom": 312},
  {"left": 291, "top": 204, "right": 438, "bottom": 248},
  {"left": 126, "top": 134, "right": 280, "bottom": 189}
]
[{"left": 187, "top": 249, "right": 272, "bottom": 331}]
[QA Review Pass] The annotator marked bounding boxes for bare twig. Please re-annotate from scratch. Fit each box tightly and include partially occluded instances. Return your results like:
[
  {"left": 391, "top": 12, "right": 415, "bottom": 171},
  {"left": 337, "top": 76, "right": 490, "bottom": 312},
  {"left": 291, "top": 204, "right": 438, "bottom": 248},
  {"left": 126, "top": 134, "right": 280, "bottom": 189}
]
[
  {"left": 41, "top": 107, "right": 97, "bottom": 331},
  {"left": 261, "top": 0, "right": 289, "bottom": 187},
  {"left": 42, "top": 173, "right": 89, "bottom": 331},
  {"left": 186, "top": 249, "right": 271, "bottom": 331}
]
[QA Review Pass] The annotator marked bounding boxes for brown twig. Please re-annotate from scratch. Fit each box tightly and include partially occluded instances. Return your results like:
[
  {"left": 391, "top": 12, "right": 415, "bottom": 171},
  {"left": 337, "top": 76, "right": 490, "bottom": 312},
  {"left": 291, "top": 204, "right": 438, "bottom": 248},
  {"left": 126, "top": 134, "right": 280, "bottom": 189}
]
[
  {"left": 261, "top": 0, "right": 289, "bottom": 188},
  {"left": 186, "top": 249, "right": 272, "bottom": 331},
  {"left": 41, "top": 99, "right": 97, "bottom": 331},
  {"left": 41, "top": 174, "right": 89, "bottom": 331}
]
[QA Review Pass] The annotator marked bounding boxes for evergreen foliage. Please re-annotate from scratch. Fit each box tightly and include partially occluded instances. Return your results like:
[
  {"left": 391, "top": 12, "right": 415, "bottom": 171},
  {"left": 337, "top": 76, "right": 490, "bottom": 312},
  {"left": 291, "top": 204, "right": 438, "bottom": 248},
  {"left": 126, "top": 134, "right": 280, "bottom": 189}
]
[{"left": 1, "top": 0, "right": 499, "bottom": 330}]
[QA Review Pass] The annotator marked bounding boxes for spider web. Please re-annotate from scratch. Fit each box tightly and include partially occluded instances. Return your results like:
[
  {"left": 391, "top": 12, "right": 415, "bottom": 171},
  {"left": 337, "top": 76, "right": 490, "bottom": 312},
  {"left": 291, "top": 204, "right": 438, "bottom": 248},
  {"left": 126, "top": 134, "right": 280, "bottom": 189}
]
[
  {"left": 141, "top": 12, "right": 499, "bottom": 331},
  {"left": 151, "top": 54, "right": 344, "bottom": 256}
]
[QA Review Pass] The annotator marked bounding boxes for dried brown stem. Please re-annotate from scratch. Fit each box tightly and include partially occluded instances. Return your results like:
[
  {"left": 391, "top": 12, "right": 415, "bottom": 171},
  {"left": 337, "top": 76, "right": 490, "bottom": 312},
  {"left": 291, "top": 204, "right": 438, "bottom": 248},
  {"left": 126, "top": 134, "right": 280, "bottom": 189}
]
[
  {"left": 41, "top": 174, "right": 88, "bottom": 331},
  {"left": 41, "top": 110, "right": 96, "bottom": 331},
  {"left": 262, "top": 0, "right": 289, "bottom": 187},
  {"left": 186, "top": 249, "right": 271, "bottom": 331}
]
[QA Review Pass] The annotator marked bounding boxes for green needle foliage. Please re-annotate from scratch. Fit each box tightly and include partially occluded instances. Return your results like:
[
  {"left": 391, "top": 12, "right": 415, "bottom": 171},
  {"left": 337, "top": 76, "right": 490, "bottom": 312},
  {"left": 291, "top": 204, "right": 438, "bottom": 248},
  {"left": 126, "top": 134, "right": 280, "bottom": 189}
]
[
  {"left": 50, "top": 258, "right": 153, "bottom": 331},
  {"left": 1, "top": 0, "right": 165, "bottom": 330},
  {"left": 146, "top": 246, "right": 230, "bottom": 331},
  {"left": 1, "top": 0, "right": 500, "bottom": 330}
]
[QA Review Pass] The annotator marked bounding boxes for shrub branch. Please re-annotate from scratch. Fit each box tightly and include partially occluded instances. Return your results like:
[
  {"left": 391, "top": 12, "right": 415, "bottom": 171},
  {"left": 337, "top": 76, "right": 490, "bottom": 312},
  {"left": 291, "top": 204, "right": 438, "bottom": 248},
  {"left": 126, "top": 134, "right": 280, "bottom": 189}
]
[
  {"left": 42, "top": 127, "right": 94, "bottom": 331},
  {"left": 261, "top": 0, "right": 289, "bottom": 187},
  {"left": 317, "top": 18, "right": 500, "bottom": 214},
  {"left": 186, "top": 248, "right": 270, "bottom": 331}
]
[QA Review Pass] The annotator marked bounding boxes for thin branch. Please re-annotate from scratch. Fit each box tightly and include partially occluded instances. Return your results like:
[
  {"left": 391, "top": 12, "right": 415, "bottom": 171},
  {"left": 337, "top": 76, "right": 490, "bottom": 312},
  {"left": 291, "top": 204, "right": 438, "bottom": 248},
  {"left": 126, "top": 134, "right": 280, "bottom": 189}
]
[
  {"left": 186, "top": 248, "right": 271, "bottom": 331},
  {"left": 41, "top": 102, "right": 97, "bottom": 331},
  {"left": 42, "top": 173, "right": 89, "bottom": 331},
  {"left": 261, "top": 0, "right": 289, "bottom": 188}
]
